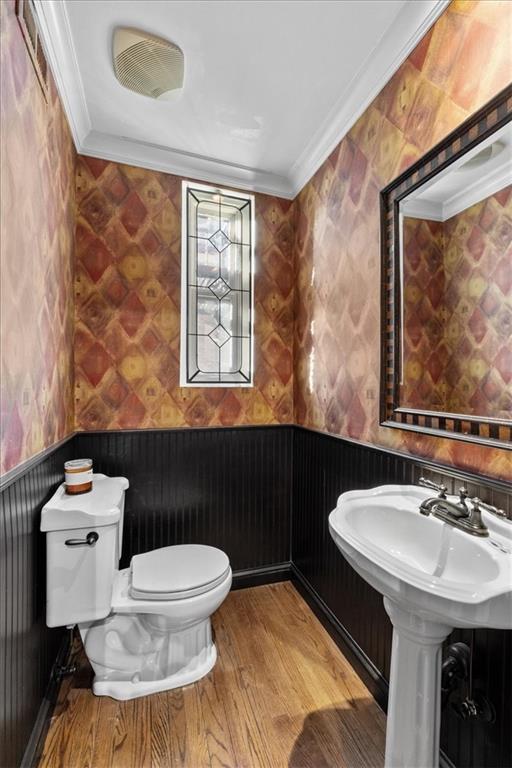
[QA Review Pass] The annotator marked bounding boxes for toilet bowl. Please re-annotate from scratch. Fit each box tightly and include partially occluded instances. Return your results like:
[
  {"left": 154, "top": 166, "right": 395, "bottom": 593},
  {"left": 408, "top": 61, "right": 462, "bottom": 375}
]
[{"left": 41, "top": 474, "right": 232, "bottom": 700}]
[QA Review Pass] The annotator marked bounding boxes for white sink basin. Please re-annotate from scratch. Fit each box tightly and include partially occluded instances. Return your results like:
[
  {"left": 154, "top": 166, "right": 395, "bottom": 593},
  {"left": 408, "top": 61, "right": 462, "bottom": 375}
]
[
  {"left": 328, "top": 484, "right": 512, "bottom": 768},
  {"left": 329, "top": 485, "right": 512, "bottom": 630}
]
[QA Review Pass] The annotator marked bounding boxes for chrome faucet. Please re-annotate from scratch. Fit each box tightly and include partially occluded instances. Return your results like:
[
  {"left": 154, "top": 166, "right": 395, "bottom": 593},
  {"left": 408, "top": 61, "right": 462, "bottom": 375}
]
[
  {"left": 417, "top": 477, "right": 506, "bottom": 538},
  {"left": 419, "top": 479, "right": 467, "bottom": 516}
]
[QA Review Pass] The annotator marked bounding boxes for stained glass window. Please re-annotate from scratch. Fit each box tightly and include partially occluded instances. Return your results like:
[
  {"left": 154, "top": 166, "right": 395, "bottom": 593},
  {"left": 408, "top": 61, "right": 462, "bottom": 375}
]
[{"left": 181, "top": 182, "right": 254, "bottom": 385}]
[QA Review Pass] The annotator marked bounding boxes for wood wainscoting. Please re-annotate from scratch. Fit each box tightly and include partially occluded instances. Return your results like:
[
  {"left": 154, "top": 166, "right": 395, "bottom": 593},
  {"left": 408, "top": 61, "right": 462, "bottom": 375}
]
[
  {"left": 38, "top": 582, "right": 386, "bottom": 768},
  {"left": 4, "top": 425, "right": 510, "bottom": 768}
]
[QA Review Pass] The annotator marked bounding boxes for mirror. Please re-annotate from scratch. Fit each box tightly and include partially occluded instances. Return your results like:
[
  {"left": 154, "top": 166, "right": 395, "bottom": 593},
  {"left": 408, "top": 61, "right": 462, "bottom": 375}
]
[
  {"left": 380, "top": 85, "right": 512, "bottom": 448},
  {"left": 400, "top": 123, "right": 511, "bottom": 419}
]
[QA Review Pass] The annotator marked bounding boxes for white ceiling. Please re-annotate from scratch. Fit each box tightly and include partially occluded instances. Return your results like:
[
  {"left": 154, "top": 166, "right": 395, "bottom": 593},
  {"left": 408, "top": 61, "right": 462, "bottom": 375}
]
[{"left": 34, "top": 0, "right": 449, "bottom": 198}]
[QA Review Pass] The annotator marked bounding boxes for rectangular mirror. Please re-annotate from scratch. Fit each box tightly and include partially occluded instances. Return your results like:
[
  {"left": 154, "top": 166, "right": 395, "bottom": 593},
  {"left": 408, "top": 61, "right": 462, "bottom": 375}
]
[{"left": 380, "top": 85, "right": 512, "bottom": 449}]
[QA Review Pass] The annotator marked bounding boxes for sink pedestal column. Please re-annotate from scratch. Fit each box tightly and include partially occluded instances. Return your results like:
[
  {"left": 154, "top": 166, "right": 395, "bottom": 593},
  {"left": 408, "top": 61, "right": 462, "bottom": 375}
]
[{"left": 384, "top": 598, "right": 452, "bottom": 768}]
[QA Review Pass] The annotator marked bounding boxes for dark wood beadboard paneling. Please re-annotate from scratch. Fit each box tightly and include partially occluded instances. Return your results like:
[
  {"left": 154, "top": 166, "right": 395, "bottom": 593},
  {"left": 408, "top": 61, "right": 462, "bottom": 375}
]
[
  {"left": 2, "top": 425, "right": 510, "bottom": 768},
  {"left": 73, "top": 426, "right": 293, "bottom": 572},
  {"left": 0, "top": 441, "right": 73, "bottom": 768},
  {"left": 292, "top": 427, "right": 512, "bottom": 768}
]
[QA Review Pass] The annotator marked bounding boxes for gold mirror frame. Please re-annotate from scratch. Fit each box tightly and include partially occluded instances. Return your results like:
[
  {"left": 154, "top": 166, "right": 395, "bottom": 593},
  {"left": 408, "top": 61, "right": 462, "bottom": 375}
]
[{"left": 380, "top": 84, "right": 512, "bottom": 450}]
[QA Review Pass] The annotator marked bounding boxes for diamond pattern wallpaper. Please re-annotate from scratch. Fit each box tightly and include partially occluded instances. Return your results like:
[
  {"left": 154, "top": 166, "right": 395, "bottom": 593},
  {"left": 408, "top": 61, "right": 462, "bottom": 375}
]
[
  {"left": 74, "top": 159, "right": 295, "bottom": 430},
  {"left": 402, "top": 217, "right": 446, "bottom": 411},
  {"left": 293, "top": 0, "right": 512, "bottom": 481},
  {"left": 402, "top": 187, "right": 512, "bottom": 420},
  {"left": 0, "top": 1, "right": 75, "bottom": 475},
  {"left": 1, "top": 0, "right": 511, "bottom": 482}
]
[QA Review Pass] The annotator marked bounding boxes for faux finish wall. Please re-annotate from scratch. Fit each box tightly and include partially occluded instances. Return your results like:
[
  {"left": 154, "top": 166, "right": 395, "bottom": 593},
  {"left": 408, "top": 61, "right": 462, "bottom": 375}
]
[
  {"left": 402, "top": 187, "right": 512, "bottom": 418},
  {"left": 74, "top": 158, "right": 295, "bottom": 431},
  {"left": 4, "top": 0, "right": 510, "bottom": 483},
  {"left": 293, "top": 0, "right": 512, "bottom": 481},
  {"left": 402, "top": 216, "right": 446, "bottom": 410},
  {"left": 0, "top": 1, "right": 75, "bottom": 475}
]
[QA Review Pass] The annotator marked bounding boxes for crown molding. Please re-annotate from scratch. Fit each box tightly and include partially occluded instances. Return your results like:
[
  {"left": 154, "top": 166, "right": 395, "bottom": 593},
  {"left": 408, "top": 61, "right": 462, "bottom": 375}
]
[
  {"left": 32, "top": 0, "right": 91, "bottom": 145},
  {"left": 33, "top": 0, "right": 450, "bottom": 200},
  {"left": 401, "top": 197, "right": 444, "bottom": 221},
  {"left": 442, "top": 161, "right": 511, "bottom": 220},
  {"left": 32, "top": 0, "right": 294, "bottom": 197},
  {"left": 401, "top": 160, "right": 511, "bottom": 221},
  {"left": 80, "top": 131, "right": 295, "bottom": 198},
  {"left": 288, "top": 0, "right": 451, "bottom": 197}
]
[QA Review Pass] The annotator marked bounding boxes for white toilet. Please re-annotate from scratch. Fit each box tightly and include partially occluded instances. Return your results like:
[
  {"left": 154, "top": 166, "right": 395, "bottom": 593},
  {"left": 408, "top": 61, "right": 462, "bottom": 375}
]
[{"left": 40, "top": 474, "right": 232, "bottom": 700}]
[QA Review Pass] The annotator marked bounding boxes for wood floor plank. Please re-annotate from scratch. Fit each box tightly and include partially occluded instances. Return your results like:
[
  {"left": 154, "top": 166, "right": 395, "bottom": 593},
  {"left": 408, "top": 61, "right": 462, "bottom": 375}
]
[
  {"left": 215, "top": 590, "right": 309, "bottom": 767},
  {"left": 91, "top": 695, "right": 121, "bottom": 768},
  {"left": 38, "top": 582, "right": 385, "bottom": 768},
  {"left": 211, "top": 631, "right": 276, "bottom": 767},
  {"left": 248, "top": 585, "right": 354, "bottom": 713},
  {"left": 149, "top": 693, "right": 172, "bottom": 768},
  {"left": 166, "top": 688, "right": 189, "bottom": 766},
  {"left": 39, "top": 689, "right": 99, "bottom": 768},
  {"left": 217, "top": 589, "right": 303, "bottom": 720},
  {"left": 110, "top": 695, "right": 151, "bottom": 768},
  {"left": 196, "top": 668, "right": 238, "bottom": 767},
  {"left": 185, "top": 685, "right": 212, "bottom": 767},
  {"left": 246, "top": 585, "right": 380, "bottom": 768}
]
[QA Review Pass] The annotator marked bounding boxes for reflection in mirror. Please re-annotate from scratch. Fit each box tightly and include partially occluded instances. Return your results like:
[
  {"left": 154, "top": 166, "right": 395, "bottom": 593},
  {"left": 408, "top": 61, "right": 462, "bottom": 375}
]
[{"left": 399, "top": 123, "right": 512, "bottom": 421}]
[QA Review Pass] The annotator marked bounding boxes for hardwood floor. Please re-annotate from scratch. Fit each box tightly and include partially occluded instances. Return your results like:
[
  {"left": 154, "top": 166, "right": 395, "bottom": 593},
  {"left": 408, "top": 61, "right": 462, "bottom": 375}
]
[{"left": 38, "top": 582, "right": 386, "bottom": 768}]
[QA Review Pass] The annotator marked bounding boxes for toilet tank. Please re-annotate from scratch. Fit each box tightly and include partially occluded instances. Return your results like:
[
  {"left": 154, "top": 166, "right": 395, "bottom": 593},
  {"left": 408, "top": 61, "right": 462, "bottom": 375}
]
[{"left": 41, "top": 474, "right": 129, "bottom": 627}]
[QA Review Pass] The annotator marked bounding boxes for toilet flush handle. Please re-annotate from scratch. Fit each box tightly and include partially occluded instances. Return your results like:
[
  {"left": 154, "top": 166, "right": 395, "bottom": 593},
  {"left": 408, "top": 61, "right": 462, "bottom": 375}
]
[{"left": 64, "top": 531, "right": 99, "bottom": 547}]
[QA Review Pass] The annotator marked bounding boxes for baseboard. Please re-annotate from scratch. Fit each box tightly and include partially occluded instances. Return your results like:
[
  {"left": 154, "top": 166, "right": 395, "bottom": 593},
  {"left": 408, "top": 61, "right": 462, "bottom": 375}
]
[
  {"left": 20, "top": 631, "right": 69, "bottom": 768},
  {"left": 231, "top": 562, "right": 292, "bottom": 590},
  {"left": 440, "top": 753, "right": 457, "bottom": 768}
]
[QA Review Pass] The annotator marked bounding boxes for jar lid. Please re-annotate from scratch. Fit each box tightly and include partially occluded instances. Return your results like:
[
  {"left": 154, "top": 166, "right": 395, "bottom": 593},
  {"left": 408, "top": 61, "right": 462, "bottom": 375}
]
[{"left": 64, "top": 459, "right": 93, "bottom": 470}]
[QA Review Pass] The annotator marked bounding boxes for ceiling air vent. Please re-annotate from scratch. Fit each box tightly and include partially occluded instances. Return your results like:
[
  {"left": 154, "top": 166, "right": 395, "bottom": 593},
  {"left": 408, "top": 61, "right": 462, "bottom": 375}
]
[{"left": 113, "top": 27, "right": 184, "bottom": 99}]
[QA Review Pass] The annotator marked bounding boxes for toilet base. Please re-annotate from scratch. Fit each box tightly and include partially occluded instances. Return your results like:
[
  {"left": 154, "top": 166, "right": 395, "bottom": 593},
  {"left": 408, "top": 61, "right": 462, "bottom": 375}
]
[
  {"left": 80, "top": 612, "right": 219, "bottom": 701},
  {"left": 92, "top": 642, "right": 217, "bottom": 700}
]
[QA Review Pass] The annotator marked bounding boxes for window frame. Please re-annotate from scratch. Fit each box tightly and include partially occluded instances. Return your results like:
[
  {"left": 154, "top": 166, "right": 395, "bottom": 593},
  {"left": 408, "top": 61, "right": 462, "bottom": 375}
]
[{"left": 180, "top": 180, "right": 255, "bottom": 387}]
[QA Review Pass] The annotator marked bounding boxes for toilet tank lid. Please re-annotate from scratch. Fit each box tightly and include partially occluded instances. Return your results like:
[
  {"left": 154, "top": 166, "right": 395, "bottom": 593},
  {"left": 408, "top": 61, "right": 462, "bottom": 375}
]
[{"left": 40, "top": 474, "right": 129, "bottom": 532}]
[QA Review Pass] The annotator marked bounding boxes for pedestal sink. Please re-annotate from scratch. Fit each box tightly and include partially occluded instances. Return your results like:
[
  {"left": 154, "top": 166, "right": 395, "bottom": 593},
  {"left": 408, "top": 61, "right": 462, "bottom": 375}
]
[{"left": 328, "top": 485, "right": 512, "bottom": 768}]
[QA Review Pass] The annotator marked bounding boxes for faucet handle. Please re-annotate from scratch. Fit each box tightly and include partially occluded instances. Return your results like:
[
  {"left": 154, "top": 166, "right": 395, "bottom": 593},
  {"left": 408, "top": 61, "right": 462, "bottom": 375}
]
[
  {"left": 467, "top": 499, "right": 488, "bottom": 535},
  {"left": 471, "top": 497, "right": 507, "bottom": 520},
  {"left": 419, "top": 477, "right": 448, "bottom": 499}
]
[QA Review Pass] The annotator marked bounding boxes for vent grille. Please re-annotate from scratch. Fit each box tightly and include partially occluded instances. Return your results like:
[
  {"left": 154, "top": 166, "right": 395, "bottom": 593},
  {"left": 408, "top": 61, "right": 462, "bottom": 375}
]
[{"left": 113, "top": 28, "right": 184, "bottom": 99}]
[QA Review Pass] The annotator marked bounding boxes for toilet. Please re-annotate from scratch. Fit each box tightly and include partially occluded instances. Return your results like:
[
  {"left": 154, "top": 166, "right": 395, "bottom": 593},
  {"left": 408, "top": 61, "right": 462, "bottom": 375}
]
[{"left": 40, "top": 474, "right": 232, "bottom": 700}]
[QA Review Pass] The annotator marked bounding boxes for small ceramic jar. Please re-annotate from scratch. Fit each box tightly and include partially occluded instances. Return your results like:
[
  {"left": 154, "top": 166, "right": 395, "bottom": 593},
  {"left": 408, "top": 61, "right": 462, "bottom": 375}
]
[{"left": 64, "top": 459, "right": 93, "bottom": 494}]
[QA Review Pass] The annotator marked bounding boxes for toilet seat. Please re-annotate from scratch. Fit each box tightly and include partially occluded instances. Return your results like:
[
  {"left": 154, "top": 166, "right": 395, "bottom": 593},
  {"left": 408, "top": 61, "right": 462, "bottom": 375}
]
[{"left": 130, "top": 544, "right": 231, "bottom": 601}]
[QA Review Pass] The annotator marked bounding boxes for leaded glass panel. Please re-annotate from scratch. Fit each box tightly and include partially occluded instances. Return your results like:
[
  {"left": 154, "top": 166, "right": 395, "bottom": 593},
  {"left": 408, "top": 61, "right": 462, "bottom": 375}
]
[{"left": 181, "top": 182, "right": 254, "bottom": 385}]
